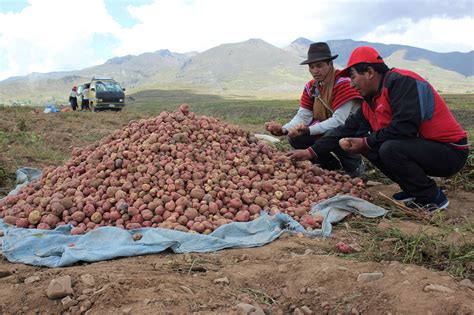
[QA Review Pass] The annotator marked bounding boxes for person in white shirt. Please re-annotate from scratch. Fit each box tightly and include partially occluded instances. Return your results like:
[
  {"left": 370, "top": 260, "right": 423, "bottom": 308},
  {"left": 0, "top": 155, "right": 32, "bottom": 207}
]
[
  {"left": 265, "top": 42, "right": 364, "bottom": 177},
  {"left": 81, "top": 85, "right": 90, "bottom": 111},
  {"left": 69, "top": 86, "right": 78, "bottom": 111}
]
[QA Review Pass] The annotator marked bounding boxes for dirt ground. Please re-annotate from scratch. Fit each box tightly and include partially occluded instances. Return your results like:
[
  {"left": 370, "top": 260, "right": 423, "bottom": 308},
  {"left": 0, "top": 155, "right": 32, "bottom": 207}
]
[
  {"left": 0, "top": 108, "right": 473, "bottom": 314},
  {"left": 0, "top": 184, "right": 473, "bottom": 315}
]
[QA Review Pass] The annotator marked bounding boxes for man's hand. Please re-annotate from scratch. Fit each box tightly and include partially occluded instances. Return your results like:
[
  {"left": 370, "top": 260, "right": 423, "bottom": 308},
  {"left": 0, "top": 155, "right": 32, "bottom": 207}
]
[
  {"left": 286, "top": 149, "right": 312, "bottom": 161},
  {"left": 265, "top": 121, "right": 285, "bottom": 136},
  {"left": 339, "top": 137, "right": 369, "bottom": 154},
  {"left": 287, "top": 123, "right": 310, "bottom": 138}
]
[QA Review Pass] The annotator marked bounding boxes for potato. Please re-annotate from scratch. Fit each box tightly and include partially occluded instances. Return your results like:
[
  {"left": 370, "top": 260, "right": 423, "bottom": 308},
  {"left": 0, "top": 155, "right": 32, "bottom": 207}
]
[
  {"left": 339, "top": 138, "right": 352, "bottom": 150},
  {"left": 235, "top": 210, "right": 250, "bottom": 222},
  {"left": 43, "top": 214, "right": 59, "bottom": 228},
  {"left": 28, "top": 210, "right": 41, "bottom": 225},
  {"left": 71, "top": 211, "right": 86, "bottom": 223},
  {"left": 0, "top": 106, "right": 371, "bottom": 235}
]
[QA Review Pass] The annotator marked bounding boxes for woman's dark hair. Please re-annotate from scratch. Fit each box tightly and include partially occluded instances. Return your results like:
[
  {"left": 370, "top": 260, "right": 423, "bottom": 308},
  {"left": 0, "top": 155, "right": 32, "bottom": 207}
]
[{"left": 352, "top": 62, "right": 389, "bottom": 74}]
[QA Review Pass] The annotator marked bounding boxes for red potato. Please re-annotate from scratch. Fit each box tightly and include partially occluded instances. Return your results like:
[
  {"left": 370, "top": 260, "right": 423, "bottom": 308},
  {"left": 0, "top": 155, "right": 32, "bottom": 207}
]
[
  {"left": 71, "top": 211, "right": 85, "bottom": 223},
  {"left": 339, "top": 138, "right": 352, "bottom": 151},
  {"left": 0, "top": 105, "right": 370, "bottom": 235},
  {"left": 16, "top": 218, "right": 29, "bottom": 228},
  {"left": 70, "top": 226, "right": 86, "bottom": 235},
  {"left": 132, "top": 232, "right": 143, "bottom": 241},
  {"left": 336, "top": 242, "right": 352, "bottom": 254},
  {"left": 235, "top": 210, "right": 250, "bottom": 222}
]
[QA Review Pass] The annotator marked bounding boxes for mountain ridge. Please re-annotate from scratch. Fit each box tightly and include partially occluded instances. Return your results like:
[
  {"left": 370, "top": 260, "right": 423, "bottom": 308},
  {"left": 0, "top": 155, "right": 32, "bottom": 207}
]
[{"left": 1, "top": 38, "right": 472, "bottom": 105}]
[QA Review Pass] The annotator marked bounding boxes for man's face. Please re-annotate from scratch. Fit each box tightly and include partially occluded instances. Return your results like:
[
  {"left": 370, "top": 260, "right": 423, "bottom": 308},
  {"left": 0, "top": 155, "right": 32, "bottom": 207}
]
[
  {"left": 349, "top": 67, "right": 374, "bottom": 97},
  {"left": 308, "top": 61, "right": 331, "bottom": 82}
]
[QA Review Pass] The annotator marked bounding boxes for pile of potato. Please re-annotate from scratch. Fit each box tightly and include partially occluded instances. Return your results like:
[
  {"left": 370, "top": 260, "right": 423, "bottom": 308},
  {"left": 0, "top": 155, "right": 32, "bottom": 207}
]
[{"left": 0, "top": 104, "right": 369, "bottom": 234}]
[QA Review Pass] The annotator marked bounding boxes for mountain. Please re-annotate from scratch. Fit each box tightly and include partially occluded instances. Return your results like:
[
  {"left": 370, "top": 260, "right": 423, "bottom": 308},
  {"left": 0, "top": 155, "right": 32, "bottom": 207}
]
[
  {"left": 0, "top": 38, "right": 472, "bottom": 105},
  {"left": 285, "top": 38, "right": 474, "bottom": 94}
]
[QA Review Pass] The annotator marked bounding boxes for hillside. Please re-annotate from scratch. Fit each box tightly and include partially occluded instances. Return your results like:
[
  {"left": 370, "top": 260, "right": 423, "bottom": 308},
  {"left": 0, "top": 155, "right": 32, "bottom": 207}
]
[
  {"left": 0, "top": 97, "right": 473, "bottom": 314},
  {"left": 0, "top": 38, "right": 473, "bottom": 105}
]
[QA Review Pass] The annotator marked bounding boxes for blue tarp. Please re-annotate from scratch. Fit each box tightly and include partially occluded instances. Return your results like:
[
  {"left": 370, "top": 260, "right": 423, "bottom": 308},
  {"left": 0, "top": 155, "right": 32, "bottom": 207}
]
[
  {"left": 0, "top": 168, "right": 387, "bottom": 267},
  {"left": 43, "top": 104, "right": 60, "bottom": 113}
]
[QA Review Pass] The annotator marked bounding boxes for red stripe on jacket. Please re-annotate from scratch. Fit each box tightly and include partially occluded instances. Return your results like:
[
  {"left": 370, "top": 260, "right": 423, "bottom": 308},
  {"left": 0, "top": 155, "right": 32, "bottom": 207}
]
[{"left": 299, "top": 70, "right": 362, "bottom": 113}]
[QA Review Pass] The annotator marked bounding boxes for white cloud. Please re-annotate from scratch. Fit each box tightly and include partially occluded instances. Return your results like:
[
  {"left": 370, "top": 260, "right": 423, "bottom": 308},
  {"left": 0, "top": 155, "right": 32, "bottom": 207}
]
[
  {"left": 0, "top": 0, "right": 121, "bottom": 80},
  {"left": 361, "top": 17, "right": 474, "bottom": 52},
  {"left": 0, "top": 0, "right": 472, "bottom": 81},
  {"left": 113, "top": 0, "right": 313, "bottom": 55}
]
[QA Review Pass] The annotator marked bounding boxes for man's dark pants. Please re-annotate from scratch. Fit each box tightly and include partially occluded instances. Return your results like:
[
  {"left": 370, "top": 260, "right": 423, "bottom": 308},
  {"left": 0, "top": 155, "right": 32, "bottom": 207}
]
[
  {"left": 362, "top": 138, "right": 468, "bottom": 203},
  {"left": 289, "top": 135, "right": 361, "bottom": 173}
]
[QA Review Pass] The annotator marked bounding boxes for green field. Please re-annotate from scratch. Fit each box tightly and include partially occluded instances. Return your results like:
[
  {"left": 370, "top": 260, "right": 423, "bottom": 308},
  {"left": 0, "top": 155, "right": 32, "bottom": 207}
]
[
  {"left": 0, "top": 90, "right": 473, "bottom": 196},
  {"left": 126, "top": 90, "right": 474, "bottom": 134},
  {"left": 0, "top": 90, "right": 473, "bottom": 278}
]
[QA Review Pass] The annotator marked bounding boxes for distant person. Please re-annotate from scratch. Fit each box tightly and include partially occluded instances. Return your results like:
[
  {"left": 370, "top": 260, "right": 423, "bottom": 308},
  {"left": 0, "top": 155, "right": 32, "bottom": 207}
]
[
  {"left": 265, "top": 42, "right": 364, "bottom": 177},
  {"left": 69, "top": 86, "right": 78, "bottom": 111},
  {"left": 81, "top": 85, "right": 90, "bottom": 111},
  {"left": 287, "top": 46, "right": 469, "bottom": 213}
]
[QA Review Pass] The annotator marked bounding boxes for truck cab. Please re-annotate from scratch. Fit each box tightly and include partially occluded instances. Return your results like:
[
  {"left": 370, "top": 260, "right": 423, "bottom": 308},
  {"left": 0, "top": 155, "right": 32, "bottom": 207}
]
[{"left": 87, "top": 77, "right": 126, "bottom": 111}]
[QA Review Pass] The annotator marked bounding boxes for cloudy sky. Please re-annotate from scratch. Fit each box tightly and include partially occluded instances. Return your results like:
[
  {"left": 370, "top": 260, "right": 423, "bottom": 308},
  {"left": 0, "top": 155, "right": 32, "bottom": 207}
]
[{"left": 0, "top": 0, "right": 472, "bottom": 81}]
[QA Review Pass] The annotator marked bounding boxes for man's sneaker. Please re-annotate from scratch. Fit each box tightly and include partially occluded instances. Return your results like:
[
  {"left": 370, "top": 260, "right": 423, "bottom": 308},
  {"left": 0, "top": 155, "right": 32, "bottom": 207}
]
[
  {"left": 392, "top": 191, "right": 415, "bottom": 204},
  {"left": 407, "top": 189, "right": 449, "bottom": 214}
]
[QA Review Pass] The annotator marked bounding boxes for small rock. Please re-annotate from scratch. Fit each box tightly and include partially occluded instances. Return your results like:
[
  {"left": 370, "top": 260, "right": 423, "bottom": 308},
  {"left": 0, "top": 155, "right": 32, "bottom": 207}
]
[
  {"left": 47, "top": 275, "right": 74, "bottom": 299},
  {"left": 252, "top": 303, "right": 265, "bottom": 315},
  {"left": 382, "top": 238, "right": 399, "bottom": 244},
  {"left": 80, "top": 300, "right": 92, "bottom": 313},
  {"left": 180, "top": 285, "right": 194, "bottom": 295},
  {"left": 403, "top": 280, "right": 410, "bottom": 285},
  {"left": 304, "top": 249, "right": 314, "bottom": 255},
  {"left": 24, "top": 275, "right": 41, "bottom": 284},
  {"left": 277, "top": 264, "right": 288, "bottom": 273},
  {"left": 293, "top": 308, "right": 304, "bottom": 315},
  {"left": 61, "top": 296, "right": 78, "bottom": 309},
  {"left": 300, "top": 305, "right": 313, "bottom": 314},
  {"left": 121, "top": 307, "right": 132, "bottom": 314},
  {"left": 81, "top": 274, "right": 95, "bottom": 287},
  {"left": 82, "top": 288, "right": 94, "bottom": 294},
  {"left": 183, "top": 253, "right": 193, "bottom": 262},
  {"left": 77, "top": 295, "right": 88, "bottom": 301},
  {"left": 236, "top": 302, "right": 255, "bottom": 314},
  {"left": 366, "top": 180, "right": 382, "bottom": 186},
  {"left": 357, "top": 272, "right": 384, "bottom": 282},
  {"left": 423, "top": 284, "right": 454, "bottom": 293},
  {"left": 0, "top": 269, "right": 12, "bottom": 278},
  {"left": 143, "top": 298, "right": 151, "bottom": 305},
  {"left": 64, "top": 306, "right": 80, "bottom": 315},
  {"left": 459, "top": 279, "right": 474, "bottom": 289},
  {"left": 214, "top": 277, "right": 230, "bottom": 284},
  {"left": 388, "top": 261, "right": 400, "bottom": 267},
  {"left": 0, "top": 229, "right": 4, "bottom": 237},
  {"left": 377, "top": 221, "right": 391, "bottom": 231}
]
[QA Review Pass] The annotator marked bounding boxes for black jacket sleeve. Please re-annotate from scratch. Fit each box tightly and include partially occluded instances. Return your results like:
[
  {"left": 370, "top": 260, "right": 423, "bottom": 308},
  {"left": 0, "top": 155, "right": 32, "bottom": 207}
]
[
  {"left": 309, "top": 106, "right": 371, "bottom": 155},
  {"left": 365, "top": 72, "right": 422, "bottom": 148}
]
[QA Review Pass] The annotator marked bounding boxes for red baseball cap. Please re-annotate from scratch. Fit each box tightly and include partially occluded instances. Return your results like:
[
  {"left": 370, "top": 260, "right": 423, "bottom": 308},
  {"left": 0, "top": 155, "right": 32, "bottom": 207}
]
[{"left": 339, "top": 46, "right": 385, "bottom": 77}]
